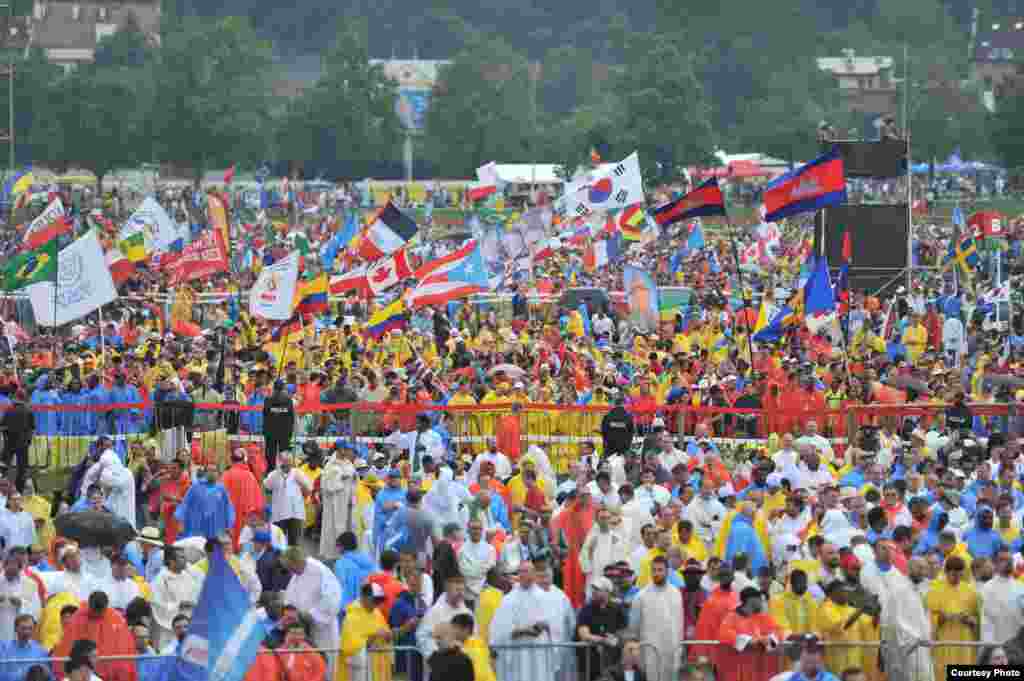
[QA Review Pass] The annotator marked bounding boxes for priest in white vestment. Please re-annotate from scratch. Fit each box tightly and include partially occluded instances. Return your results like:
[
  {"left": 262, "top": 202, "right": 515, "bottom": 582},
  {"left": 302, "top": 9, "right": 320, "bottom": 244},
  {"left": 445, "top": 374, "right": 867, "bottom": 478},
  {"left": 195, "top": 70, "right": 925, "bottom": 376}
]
[
  {"left": 281, "top": 547, "right": 342, "bottom": 678},
  {"left": 107, "top": 556, "right": 142, "bottom": 610},
  {"left": 0, "top": 552, "right": 40, "bottom": 640},
  {"left": 150, "top": 546, "right": 204, "bottom": 651},
  {"left": 457, "top": 520, "right": 496, "bottom": 605},
  {"left": 319, "top": 452, "right": 358, "bottom": 560},
  {"left": 579, "top": 507, "right": 629, "bottom": 599},
  {"left": 628, "top": 555, "right": 682, "bottom": 681},
  {"left": 980, "top": 548, "right": 1024, "bottom": 644},
  {"left": 490, "top": 562, "right": 555, "bottom": 681},
  {"left": 860, "top": 543, "right": 933, "bottom": 681},
  {"left": 416, "top": 574, "right": 473, "bottom": 677},
  {"left": 536, "top": 565, "right": 576, "bottom": 681}
]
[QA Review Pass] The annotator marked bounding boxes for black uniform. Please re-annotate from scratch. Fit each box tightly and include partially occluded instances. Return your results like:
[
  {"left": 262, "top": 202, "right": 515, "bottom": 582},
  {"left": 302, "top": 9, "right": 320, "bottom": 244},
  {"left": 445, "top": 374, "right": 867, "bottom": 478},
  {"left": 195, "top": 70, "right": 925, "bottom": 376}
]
[
  {"left": 601, "top": 406, "right": 635, "bottom": 456},
  {"left": 945, "top": 401, "right": 973, "bottom": 433},
  {"left": 262, "top": 390, "right": 295, "bottom": 470},
  {"left": 1, "top": 399, "right": 33, "bottom": 491}
]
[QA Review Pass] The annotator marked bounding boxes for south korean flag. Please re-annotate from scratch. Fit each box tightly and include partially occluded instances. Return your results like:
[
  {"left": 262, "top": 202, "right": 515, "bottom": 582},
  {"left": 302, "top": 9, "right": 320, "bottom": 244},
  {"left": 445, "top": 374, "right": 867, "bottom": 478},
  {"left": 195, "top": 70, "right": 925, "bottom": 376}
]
[{"left": 557, "top": 152, "right": 645, "bottom": 218}]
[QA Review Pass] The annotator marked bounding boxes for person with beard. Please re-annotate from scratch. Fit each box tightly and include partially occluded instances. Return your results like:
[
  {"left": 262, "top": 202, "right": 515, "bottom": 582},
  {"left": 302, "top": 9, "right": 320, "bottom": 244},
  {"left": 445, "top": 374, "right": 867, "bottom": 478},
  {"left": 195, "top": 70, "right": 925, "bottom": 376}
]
[
  {"left": 717, "top": 586, "right": 783, "bottom": 681},
  {"left": 964, "top": 506, "right": 1007, "bottom": 560},
  {"left": 628, "top": 556, "right": 681, "bottom": 681},
  {"left": 692, "top": 566, "right": 740, "bottom": 666},
  {"left": 979, "top": 548, "right": 1024, "bottom": 644}
]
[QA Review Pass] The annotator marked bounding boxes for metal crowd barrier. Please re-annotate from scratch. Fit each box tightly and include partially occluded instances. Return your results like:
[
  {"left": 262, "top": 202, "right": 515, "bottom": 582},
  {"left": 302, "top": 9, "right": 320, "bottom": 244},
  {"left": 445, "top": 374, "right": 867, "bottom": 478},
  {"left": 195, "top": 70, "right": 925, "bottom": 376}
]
[
  {"left": 1, "top": 639, "right": 1005, "bottom": 681},
  {"left": 12, "top": 399, "right": 1016, "bottom": 476},
  {"left": 0, "top": 640, "right": 657, "bottom": 681}
]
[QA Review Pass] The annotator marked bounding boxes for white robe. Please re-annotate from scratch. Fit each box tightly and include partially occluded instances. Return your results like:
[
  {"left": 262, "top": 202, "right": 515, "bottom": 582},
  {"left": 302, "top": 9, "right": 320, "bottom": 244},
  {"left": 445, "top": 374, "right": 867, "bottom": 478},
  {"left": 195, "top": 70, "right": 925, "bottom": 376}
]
[
  {"left": 423, "top": 467, "right": 471, "bottom": 530},
  {"left": 151, "top": 567, "right": 204, "bottom": 650},
  {"left": 489, "top": 585, "right": 554, "bottom": 681},
  {"left": 537, "top": 584, "right": 576, "bottom": 678},
  {"left": 283, "top": 558, "right": 342, "bottom": 677},
  {"left": 684, "top": 496, "right": 726, "bottom": 545},
  {"left": 861, "top": 561, "right": 933, "bottom": 681},
  {"left": 979, "top": 575, "right": 1024, "bottom": 644},
  {"left": 0, "top": 575, "right": 41, "bottom": 640},
  {"left": 319, "top": 457, "right": 358, "bottom": 560},
  {"left": 107, "top": 577, "right": 142, "bottom": 611},
  {"left": 100, "top": 456, "right": 137, "bottom": 529},
  {"left": 39, "top": 569, "right": 89, "bottom": 601},
  {"left": 629, "top": 582, "right": 682, "bottom": 681},
  {"left": 457, "top": 540, "right": 496, "bottom": 601},
  {"left": 416, "top": 595, "right": 472, "bottom": 659},
  {"left": 579, "top": 526, "right": 629, "bottom": 595}
]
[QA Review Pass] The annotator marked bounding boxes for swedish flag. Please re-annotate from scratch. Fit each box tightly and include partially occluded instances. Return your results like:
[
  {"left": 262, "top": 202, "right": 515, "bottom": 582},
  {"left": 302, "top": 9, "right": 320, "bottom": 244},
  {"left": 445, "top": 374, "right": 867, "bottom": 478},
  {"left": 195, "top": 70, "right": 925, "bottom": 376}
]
[{"left": 943, "top": 236, "right": 980, "bottom": 276}]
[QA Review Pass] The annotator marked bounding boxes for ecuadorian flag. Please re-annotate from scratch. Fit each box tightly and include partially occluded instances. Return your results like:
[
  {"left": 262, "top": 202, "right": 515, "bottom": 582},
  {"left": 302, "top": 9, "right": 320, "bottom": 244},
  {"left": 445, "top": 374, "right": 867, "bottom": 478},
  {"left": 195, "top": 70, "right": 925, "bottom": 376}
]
[{"left": 365, "top": 298, "right": 408, "bottom": 339}]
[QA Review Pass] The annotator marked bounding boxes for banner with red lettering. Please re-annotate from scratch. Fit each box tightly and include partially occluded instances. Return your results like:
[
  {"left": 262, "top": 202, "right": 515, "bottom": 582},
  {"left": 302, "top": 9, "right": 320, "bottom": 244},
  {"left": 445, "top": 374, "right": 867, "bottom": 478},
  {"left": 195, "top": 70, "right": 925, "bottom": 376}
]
[{"left": 167, "top": 229, "right": 229, "bottom": 285}]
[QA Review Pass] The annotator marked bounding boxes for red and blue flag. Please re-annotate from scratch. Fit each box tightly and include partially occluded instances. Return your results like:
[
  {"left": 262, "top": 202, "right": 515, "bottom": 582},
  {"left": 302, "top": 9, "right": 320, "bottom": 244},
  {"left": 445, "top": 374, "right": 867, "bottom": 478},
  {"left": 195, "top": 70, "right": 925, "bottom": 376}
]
[
  {"left": 763, "top": 147, "right": 846, "bottom": 223},
  {"left": 652, "top": 179, "right": 726, "bottom": 227}
]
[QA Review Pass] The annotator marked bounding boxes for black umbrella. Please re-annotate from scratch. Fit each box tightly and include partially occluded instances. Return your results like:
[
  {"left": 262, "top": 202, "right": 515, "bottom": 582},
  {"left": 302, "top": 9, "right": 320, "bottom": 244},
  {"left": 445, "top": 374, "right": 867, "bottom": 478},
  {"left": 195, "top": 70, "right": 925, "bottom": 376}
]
[{"left": 55, "top": 510, "right": 136, "bottom": 546}]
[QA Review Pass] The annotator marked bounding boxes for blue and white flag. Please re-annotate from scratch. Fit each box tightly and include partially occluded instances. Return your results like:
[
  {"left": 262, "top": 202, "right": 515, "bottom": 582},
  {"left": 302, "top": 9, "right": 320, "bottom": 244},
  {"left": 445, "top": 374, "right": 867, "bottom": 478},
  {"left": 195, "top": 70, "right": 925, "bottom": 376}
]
[{"left": 170, "top": 548, "right": 269, "bottom": 681}]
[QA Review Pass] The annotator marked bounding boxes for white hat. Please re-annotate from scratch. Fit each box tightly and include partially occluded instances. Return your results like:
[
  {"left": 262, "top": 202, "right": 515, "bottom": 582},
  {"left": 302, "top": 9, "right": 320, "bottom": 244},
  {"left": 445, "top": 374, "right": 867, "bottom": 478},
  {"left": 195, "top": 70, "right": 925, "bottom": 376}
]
[{"left": 591, "top": 576, "right": 614, "bottom": 593}]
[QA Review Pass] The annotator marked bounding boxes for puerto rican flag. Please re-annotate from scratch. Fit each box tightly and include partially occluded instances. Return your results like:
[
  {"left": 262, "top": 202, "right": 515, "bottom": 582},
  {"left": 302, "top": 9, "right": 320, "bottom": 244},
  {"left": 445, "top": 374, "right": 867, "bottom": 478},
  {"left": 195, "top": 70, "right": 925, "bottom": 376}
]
[
  {"left": 358, "top": 202, "right": 419, "bottom": 260},
  {"left": 368, "top": 248, "right": 413, "bottom": 294},
  {"left": 407, "top": 240, "right": 489, "bottom": 308}
]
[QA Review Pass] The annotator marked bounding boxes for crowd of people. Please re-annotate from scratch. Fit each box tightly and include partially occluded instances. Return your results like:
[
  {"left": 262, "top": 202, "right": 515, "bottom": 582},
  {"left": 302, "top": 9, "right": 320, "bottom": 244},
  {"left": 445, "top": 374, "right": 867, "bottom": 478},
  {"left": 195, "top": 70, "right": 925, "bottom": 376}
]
[{"left": 0, "top": 166, "right": 1021, "bottom": 681}]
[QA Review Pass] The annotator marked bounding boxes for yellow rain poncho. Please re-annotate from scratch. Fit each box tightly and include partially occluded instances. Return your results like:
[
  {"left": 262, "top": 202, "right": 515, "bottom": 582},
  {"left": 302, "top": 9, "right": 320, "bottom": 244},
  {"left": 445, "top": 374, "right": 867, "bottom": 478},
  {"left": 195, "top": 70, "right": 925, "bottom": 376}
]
[
  {"left": 813, "top": 598, "right": 862, "bottom": 675},
  {"left": 39, "top": 591, "right": 80, "bottom": 651},
  {"left": 337, "top": 601, "right": 393, "bottom": 681},
  {"left": 926, "top": 576, "right": 979, "bottom": 677}
]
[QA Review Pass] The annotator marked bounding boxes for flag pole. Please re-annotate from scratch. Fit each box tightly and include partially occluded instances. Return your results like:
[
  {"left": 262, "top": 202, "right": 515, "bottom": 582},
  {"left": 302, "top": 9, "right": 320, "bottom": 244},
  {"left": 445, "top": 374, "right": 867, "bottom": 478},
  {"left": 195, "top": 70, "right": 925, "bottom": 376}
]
[
  {"left": 724, "top": 217, "right": 756, "bottom": 373},
  {"left": 98, "top": 303, "right": 106, "bottom": 363}
]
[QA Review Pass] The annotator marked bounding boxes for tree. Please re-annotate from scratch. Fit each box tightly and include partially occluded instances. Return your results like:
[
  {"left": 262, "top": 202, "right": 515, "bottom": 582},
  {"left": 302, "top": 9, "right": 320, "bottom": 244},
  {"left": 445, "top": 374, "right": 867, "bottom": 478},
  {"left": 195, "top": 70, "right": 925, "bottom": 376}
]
[
  {"left": 422, "top": 34, "right": 542, "bottom": 176},
  {"left": 150, "top": 16, "right": 274, "bottom": 185},
  {"left": 275, "top": 20, "right": 403, "bottom": 176},
  {"left": 991, "top": 72, "right": 1024, "bottom": 169},
  {"left": 40, "top": 57, "right": 153, "bottom": 192},
  {"left": 614, "top": 34, "right": 715, "bottom": 181}
]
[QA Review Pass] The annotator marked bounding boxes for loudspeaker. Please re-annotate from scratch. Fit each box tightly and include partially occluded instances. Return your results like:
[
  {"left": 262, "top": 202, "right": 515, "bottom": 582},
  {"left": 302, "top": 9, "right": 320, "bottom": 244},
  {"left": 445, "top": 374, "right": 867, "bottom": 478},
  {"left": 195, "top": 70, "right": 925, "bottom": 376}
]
[
  {"left": 826, "top": 140, "right": 908, "bottom": 178},
  {"left": 816, "top": 204, "right": 909, "bottom": 292}
]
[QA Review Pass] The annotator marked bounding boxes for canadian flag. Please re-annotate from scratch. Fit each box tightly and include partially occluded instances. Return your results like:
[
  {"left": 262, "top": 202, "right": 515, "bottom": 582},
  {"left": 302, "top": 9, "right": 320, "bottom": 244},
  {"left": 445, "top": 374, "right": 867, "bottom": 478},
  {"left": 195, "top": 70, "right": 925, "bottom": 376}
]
[{"left": 368, "top": 248, "right": 413, "bottom": 294}]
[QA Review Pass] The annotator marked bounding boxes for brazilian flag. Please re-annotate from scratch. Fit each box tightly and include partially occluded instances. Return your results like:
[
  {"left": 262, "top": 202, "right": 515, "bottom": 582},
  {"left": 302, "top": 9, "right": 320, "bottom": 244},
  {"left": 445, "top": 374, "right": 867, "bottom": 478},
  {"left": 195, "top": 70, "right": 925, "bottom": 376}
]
[{"left": 2, "top": 239, "right": 57, "bottom": 291}]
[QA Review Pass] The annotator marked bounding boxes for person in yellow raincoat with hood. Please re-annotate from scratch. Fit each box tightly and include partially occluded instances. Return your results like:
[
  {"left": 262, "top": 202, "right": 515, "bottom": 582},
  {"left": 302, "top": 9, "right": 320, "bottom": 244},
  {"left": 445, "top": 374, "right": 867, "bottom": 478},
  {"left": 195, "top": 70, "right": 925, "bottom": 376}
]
[
  {"left": 338, "top": 582, "right": 393, "bottom": 681},
  {"left": 926, "top": 554, "right": 979, "bottom": 678}
]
